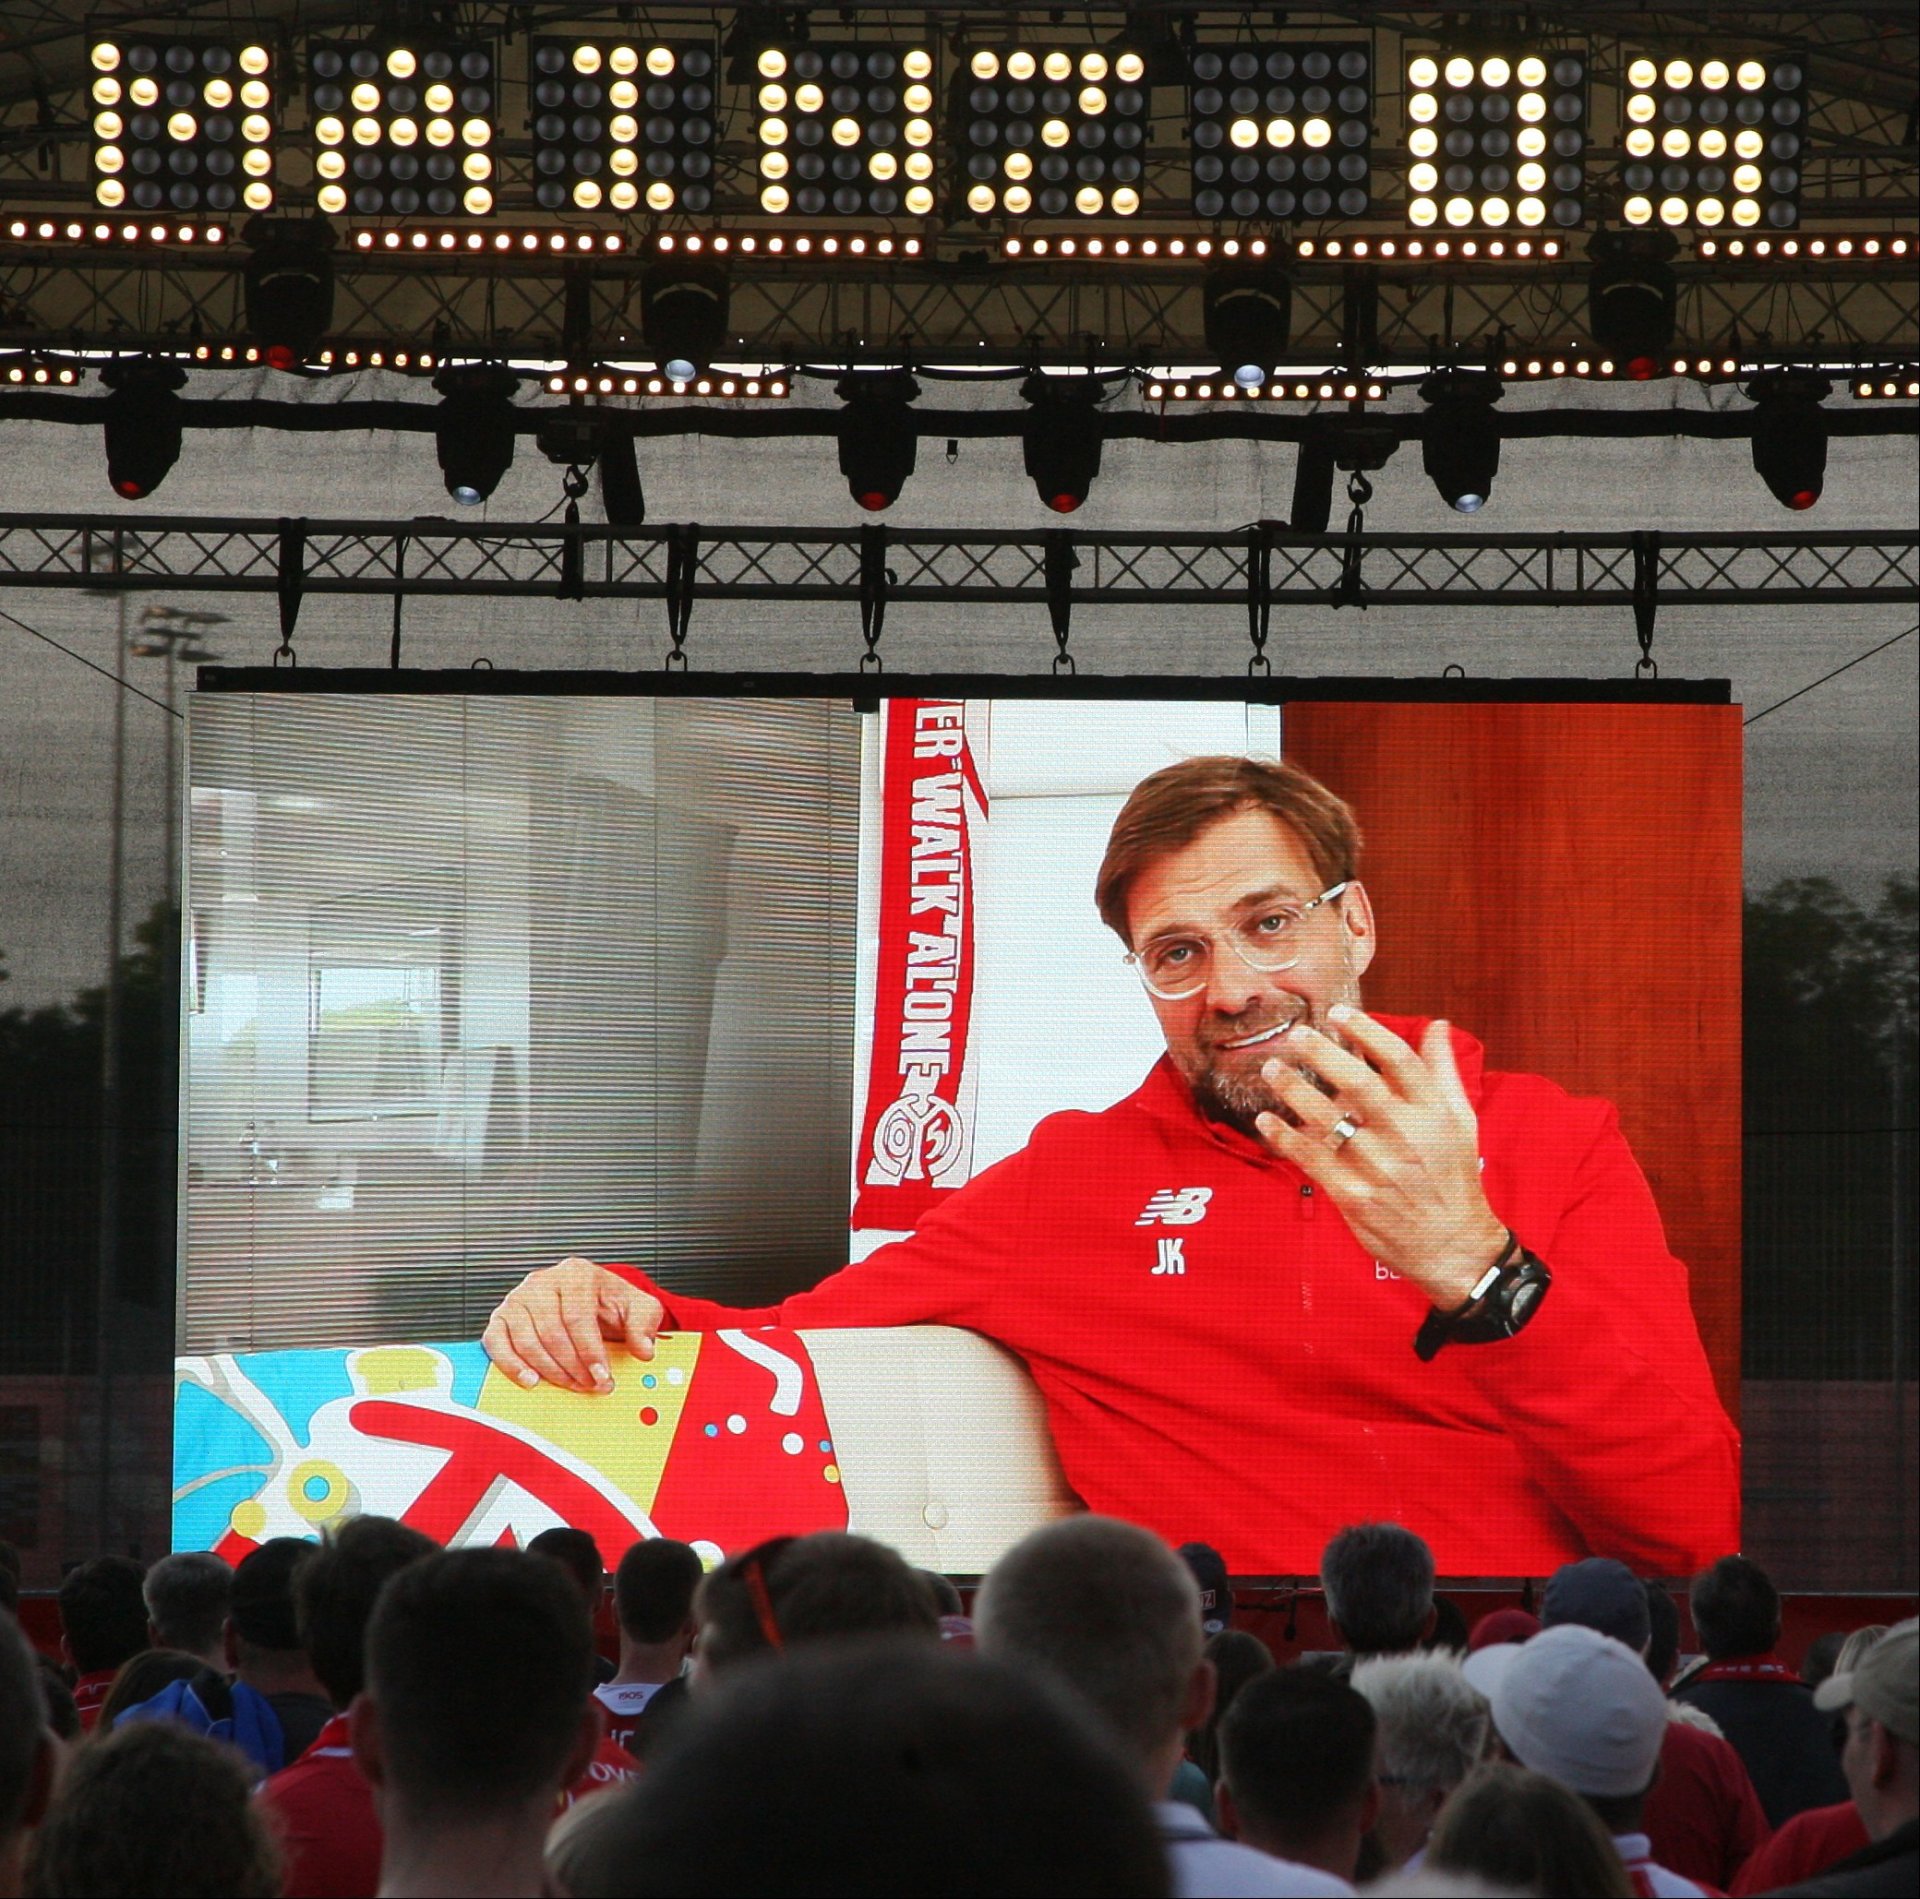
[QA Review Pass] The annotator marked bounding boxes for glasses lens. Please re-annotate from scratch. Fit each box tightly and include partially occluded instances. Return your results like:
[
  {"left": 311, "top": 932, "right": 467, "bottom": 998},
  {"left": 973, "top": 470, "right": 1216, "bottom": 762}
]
[{"left": 1139, "top": 941, "right": 1205, "bottom": 996}]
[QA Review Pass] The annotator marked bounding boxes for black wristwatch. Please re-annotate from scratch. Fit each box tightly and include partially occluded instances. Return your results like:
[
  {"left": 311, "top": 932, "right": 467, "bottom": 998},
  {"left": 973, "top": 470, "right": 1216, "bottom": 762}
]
[{"left": 1412, "top": 1231, "right": 1552, "bottom": 1362}]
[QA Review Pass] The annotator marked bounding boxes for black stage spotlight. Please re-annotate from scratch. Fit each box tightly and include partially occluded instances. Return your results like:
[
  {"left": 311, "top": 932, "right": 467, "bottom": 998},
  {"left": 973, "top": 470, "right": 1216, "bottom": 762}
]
[
  {"left": 1419, "top": 370, "right": 1503, "bottom": 513},
  {"left": 432, "top": 365, "right": 518, "bottom": 507},
  {"left": 1021, "top": 374, "right": 1105, "bottom": 514},
  {"left": 836, "top": 372, "right": 920, "bottom": 512},
  {"left": 1588, "top": 230, "right": 1678, "bottom": 378},
  {"left": 641, "top": 262, "right": 729, "bottom": 382},
  {"left": 242, "top": 215, "right": 334, "bottom": 370},
  {"left": 1203, "top": 263, "right": 1293, "bottom": 389},
  {"left": 100, "top": 356, "right": 188, "bottom": 499},
  {"left": 1747, "top": 372, "right": 1830, "bottom": 510}
]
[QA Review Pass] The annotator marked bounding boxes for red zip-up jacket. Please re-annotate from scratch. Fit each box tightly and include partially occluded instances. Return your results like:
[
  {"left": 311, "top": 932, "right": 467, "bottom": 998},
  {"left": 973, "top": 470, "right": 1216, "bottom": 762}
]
[{"left": 608, "top": 1016, "right": 1739, "bottom": 1575}]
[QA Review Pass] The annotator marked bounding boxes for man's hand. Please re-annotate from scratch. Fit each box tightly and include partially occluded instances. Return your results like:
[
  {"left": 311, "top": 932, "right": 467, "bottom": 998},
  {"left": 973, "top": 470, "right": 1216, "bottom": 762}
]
[
  {"left": 482, "top": 1258, "right": 665, "bottom": 1394},
  {"left": 1254, "top": 1006, "right": 1508, "bottom": 1312}
]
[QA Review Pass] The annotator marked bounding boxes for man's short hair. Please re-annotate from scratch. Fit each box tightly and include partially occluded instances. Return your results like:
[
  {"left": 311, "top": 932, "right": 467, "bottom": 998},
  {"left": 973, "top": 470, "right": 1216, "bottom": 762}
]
[
  {"left": 566, "top": 1641, "right": 1170, "bottom": 1899},
  {"left": 2, "top": 1612, "right": 46, "bottom": 1840},
  {"left": 294, "top": 1515, "right": 437, "bottom": 1709},
  {"left": 56, "top": 1554, "right": 149, "bottom": 1675},
  {"left": 141, "top": 1551, "right": 232, "bottom": 1659},
  {"left": 1689, "top": 1554, "right": 1782, "bottom": 1659},
  {"left": 1096, "top": 756, "right": 1363, "bottom": 947},
  {"left": 917, "top": 1568, "right": 964, "bottom": 1618},
  {"left": 695, "top": 1532, "right": 939, "bottom": 1674},
  {"left": 1644, "top": 1583, "right": 1682, "bottom": 1684},
  {"left": 974, "top": 1515, "right": 1202, "bottom": 1765},
  {"left": 230, "top": 1537, "right": 311, "bottom": 1655},
  {"left": 366, "top": 1548, "right": 593, "bottom": 1817},
  {"left": 1351, "top": 1652, "right": 1493, "bottom": 1795},
  {"left": 613, "top": 1538, "right": 704, "bottom": 1644},
  {"left": 1219, "top": 1668, "right": 1376, "bottom": 1842},
  {"left": 25, "top": 1718, "right": 281, "bottom": 1898},
  {"left": 528, "top": 1526, "right": 605, "bottom": 1606},
  {"left": 1320, "top": 1523, "right": 1435, "bottom": 1657}
]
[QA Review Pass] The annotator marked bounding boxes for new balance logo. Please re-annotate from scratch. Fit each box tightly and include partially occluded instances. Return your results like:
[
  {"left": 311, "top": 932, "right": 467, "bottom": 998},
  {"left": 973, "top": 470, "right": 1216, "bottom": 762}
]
[
  {"left": 1135, "top": 1187, "right": 1213, "bottom": 1227},
  {"left": 1152, "top": 1237, "right": 1188, "bottom": 1276}
]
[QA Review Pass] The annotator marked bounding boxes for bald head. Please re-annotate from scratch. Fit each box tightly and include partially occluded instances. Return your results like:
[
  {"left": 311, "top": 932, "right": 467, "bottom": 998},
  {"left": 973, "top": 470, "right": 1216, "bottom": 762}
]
[{"left": 975, "top": 1517, "right": 1204, "bottom": 1765}]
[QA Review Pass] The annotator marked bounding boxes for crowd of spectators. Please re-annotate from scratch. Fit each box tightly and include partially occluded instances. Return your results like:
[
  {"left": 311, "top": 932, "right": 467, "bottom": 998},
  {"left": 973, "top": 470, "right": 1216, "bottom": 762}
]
[{"left": 0, "top": 1521, "right": 1913, "bottom": 1898}]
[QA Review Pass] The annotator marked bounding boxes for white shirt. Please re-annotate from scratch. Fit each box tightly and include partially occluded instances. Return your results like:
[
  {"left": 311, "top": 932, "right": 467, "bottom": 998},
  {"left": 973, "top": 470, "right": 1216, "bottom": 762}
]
[
  {"left": 1612, "top": 1831, "right": 1709, "bottom": 1898},
  {"left": 1154, "top": 1803, "right": 1355, "bottom": 1899},
  {"left": 592, "top": 1679, "right": 665, "bottom": 1719}
]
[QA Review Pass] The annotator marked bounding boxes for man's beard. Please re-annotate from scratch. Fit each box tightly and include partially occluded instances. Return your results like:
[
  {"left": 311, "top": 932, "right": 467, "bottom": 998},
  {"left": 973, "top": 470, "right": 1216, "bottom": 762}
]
[{"left": 1178, "top": 980, "right": 1360, "bottom": 1136}]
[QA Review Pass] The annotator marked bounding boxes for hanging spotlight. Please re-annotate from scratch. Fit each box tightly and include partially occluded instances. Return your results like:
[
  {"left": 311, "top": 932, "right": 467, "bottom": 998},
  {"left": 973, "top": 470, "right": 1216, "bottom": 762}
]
[
  {"left": 1021, "top": 374, "right": 1105, "bottom": 513},
  {"left": 1419, "top": 370, "right": 1504, "bottom": 513},
  {"left": 1588, "top": 230, "right": 1678, "bottom": 379},
  {"left": 641, "top": 261, "right": 729, "bottom": 381},
  {"left": 835, "top": 372, "right": 920, "bottom": 511},
  {"left": 1203, "top": 263, "right": 1293, "bottom": 388},
  {"left": 432, "top": 365, "right": 518, "bottom": 506},
  {"left": 241, "top": 215, "right": 334, "bottom": 369},
  {"left": 99, "top": 357, "right": 188, "bottom": 498},
  {"left": 1746, "top": 372, "right": 1830, "bottom": 509}
]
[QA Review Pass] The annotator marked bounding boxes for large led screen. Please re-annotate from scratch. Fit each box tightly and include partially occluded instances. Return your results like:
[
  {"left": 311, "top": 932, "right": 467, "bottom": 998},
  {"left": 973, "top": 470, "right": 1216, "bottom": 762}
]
[{"left": 177, "top": 688, "right": 1741, "bottom": 1577}]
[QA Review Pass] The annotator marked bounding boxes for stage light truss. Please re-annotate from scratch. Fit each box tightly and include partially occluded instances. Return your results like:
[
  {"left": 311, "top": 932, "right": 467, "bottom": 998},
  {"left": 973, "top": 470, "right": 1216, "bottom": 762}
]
[
  {"left": 1404, "top": 49, "right": 1589, "bottom": 232},
  {"left": 958, "top": 44, "right": 1150, "bottom": 218},
  {"left": 753, "top": 42, "right": 937, "bottom": 217},
  {"left": 0, "top": 517, "right": 1910, "bottom": 628},
  {"left": 86, "top": 33, "right": 276, "bottom": 216},
  {"left": 1620, "top": 53, "right": 1808, "bottom": 232},
  {"left": 529, "top": 37, "right": 717, "bottom": 216},
  {"left": 308, "top": 38, "right": 498, "bottom": 220},
  {"left": 1186, "top": 43, "right": 1373, "bottom": 221}
]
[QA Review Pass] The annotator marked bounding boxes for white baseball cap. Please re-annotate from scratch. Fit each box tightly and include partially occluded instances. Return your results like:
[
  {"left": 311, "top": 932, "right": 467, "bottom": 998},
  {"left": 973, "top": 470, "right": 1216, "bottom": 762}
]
[
  {"left": 1491, "top": 1622, "right": 1668, "bottom": 1798},
  {"left": 1461, "top": 1641, "right": 1522, "bottom": 1703}
]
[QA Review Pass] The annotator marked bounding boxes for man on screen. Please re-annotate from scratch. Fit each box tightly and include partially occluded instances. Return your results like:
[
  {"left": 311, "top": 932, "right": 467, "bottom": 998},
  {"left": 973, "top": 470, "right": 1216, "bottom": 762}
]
[{"left": 483, "top": 756, "right": 1738, "bottom": 1575}]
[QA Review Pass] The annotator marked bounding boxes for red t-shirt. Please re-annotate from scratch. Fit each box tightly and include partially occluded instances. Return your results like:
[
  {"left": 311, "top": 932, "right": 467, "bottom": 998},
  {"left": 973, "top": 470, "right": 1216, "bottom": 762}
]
[
  {"left": 71, "top": 1669, "right": 117, "bottom": 1734},
  {"left": 563, "top": 1730, "right": 640, "bottom": 1807},
  {"left": 1729, "top": 1799, "right": 1869, "bottom": 1895},
  {"left": 592, "top": 1680, "right": 667, "bottom": 1758},
  {"left": 256, "top": 1715, "right": 381, "bottom": 1899},
  {"left": 1645, "top": 1718, "right": 1771, "bottom": 1891},
  {"left": 611, "top": 1022, "right": 1740, "bottom": 1575}
]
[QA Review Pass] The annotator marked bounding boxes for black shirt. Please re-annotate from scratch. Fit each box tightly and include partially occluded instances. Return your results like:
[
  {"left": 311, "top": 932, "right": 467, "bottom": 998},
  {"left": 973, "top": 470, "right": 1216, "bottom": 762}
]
[{"left": 1672, "top": 1675, "right": 1849, "bottom": 1827}]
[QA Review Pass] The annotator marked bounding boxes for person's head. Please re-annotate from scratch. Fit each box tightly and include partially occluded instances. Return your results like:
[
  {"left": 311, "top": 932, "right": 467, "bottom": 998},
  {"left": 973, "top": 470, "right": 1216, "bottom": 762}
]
[
  {"left": 55, "top": 1555, "right": 147, "bottom": 1677},
  {"left": 1097, "top": 757, "right": 1373, "bottom": 1135},
  {"left": 613, "top": 1538, "right": 704, "bottom": 1657},
  {"left": 975, "top": 1516, "right": 1210, "bottom": 1795},
  {"left": 1542, "top": 1557, "right": 1652, "bottom": 1654},
  {"left": 1176, "top": 1543, "right": 1233, "bottom": 1637},
  {"left": 1467, "top": 1608, "right": 1539, "bottom": 1653},
  {"left": 1188, "top": 1630, "right": 1275, "bottom": 1783},
  {"left": 1320, "top": 1523, "right": 1435, "bottom": 1658},
  {"left": 140, "top": 1552, "right": 231, "bottom": 1667},
  {"left": 294, "top": 1514, "right": 438, "bottom": 1710},
  {"left": 1816, "top": 1617, "right": 1919, "bottom": 1842},
  {"left": 528, "top": 1526, "right": 605, "bottom": 1612},
  {"left": 25, "top": 1719, "right": 281, "bottom": 1898},
  {"left": 1217, "top": 1667, "right": 1379, "bottom": 1881},
  {"left": 2, "top": 1613, "right": 56, "bottom": 1898},
  {"left": 1351, "top": 1651, "right": 1494, "bottom": 1871},
  {"left": 354, "top": 1548, "right": 598, "bottom": 1826},
  {"left": 693, "top": 1532, "right": 939, "bottom": 1681},
  {"left": 1801, "top": 1629, "right": 1849, "bottom": 1689},
  {"left": 1424, "top": 1760, "right": 1635, "bottom": 1899},
  {"left": 227, "top": 1535, "right": 311, "bottom": 1676},
  {"left": 566, "top": 1641, "right": 1170, "bottom": 1898},
  {"left": 916, "top": 1569, "right": 964, "bottom": 1618},
  {"left": 1688, "top": 1554, "right": 1781, "bottom": 1660},
  {"left": 94, "top": 1648, "right": 204, "bottom": 1732},
  {"left": 1491, "top": 1623, "right": 1668, "bottom": 1835},
  {"left": 1644, "top": 1583, "right": 1682, "bottom": 1685},
  {"left": 1425, "top": 1595, "right": 1470, "bottom": 1655}
]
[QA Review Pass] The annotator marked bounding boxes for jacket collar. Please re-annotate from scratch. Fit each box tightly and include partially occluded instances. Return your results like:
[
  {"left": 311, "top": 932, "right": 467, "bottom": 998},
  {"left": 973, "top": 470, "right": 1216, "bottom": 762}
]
[{"left": 1130, "top": 1013, "right": 1488, "bottom": 1163}]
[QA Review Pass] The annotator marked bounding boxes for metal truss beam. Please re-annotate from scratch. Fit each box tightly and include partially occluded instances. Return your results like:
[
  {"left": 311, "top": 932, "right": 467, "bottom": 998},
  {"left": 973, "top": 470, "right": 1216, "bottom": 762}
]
[
  {"left": 3, "top": 518, "right": 1912, "bottom": 624},
  {"left": 2, "top": 247, "right": 1915, "bottom": 364}
]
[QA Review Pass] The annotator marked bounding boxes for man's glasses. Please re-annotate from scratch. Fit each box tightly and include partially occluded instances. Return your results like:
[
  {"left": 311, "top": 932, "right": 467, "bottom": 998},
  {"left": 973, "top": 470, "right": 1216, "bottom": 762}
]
[{"left": 1123, "top": 881, "right": 1350, "bottom": 1001}]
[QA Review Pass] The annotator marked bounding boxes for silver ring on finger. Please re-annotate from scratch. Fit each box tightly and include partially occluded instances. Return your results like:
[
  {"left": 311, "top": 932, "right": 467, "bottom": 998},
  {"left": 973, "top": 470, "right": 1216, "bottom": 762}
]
[{"left": 1327, "top": 1115, "right": 1362, "bottom": 1152}]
